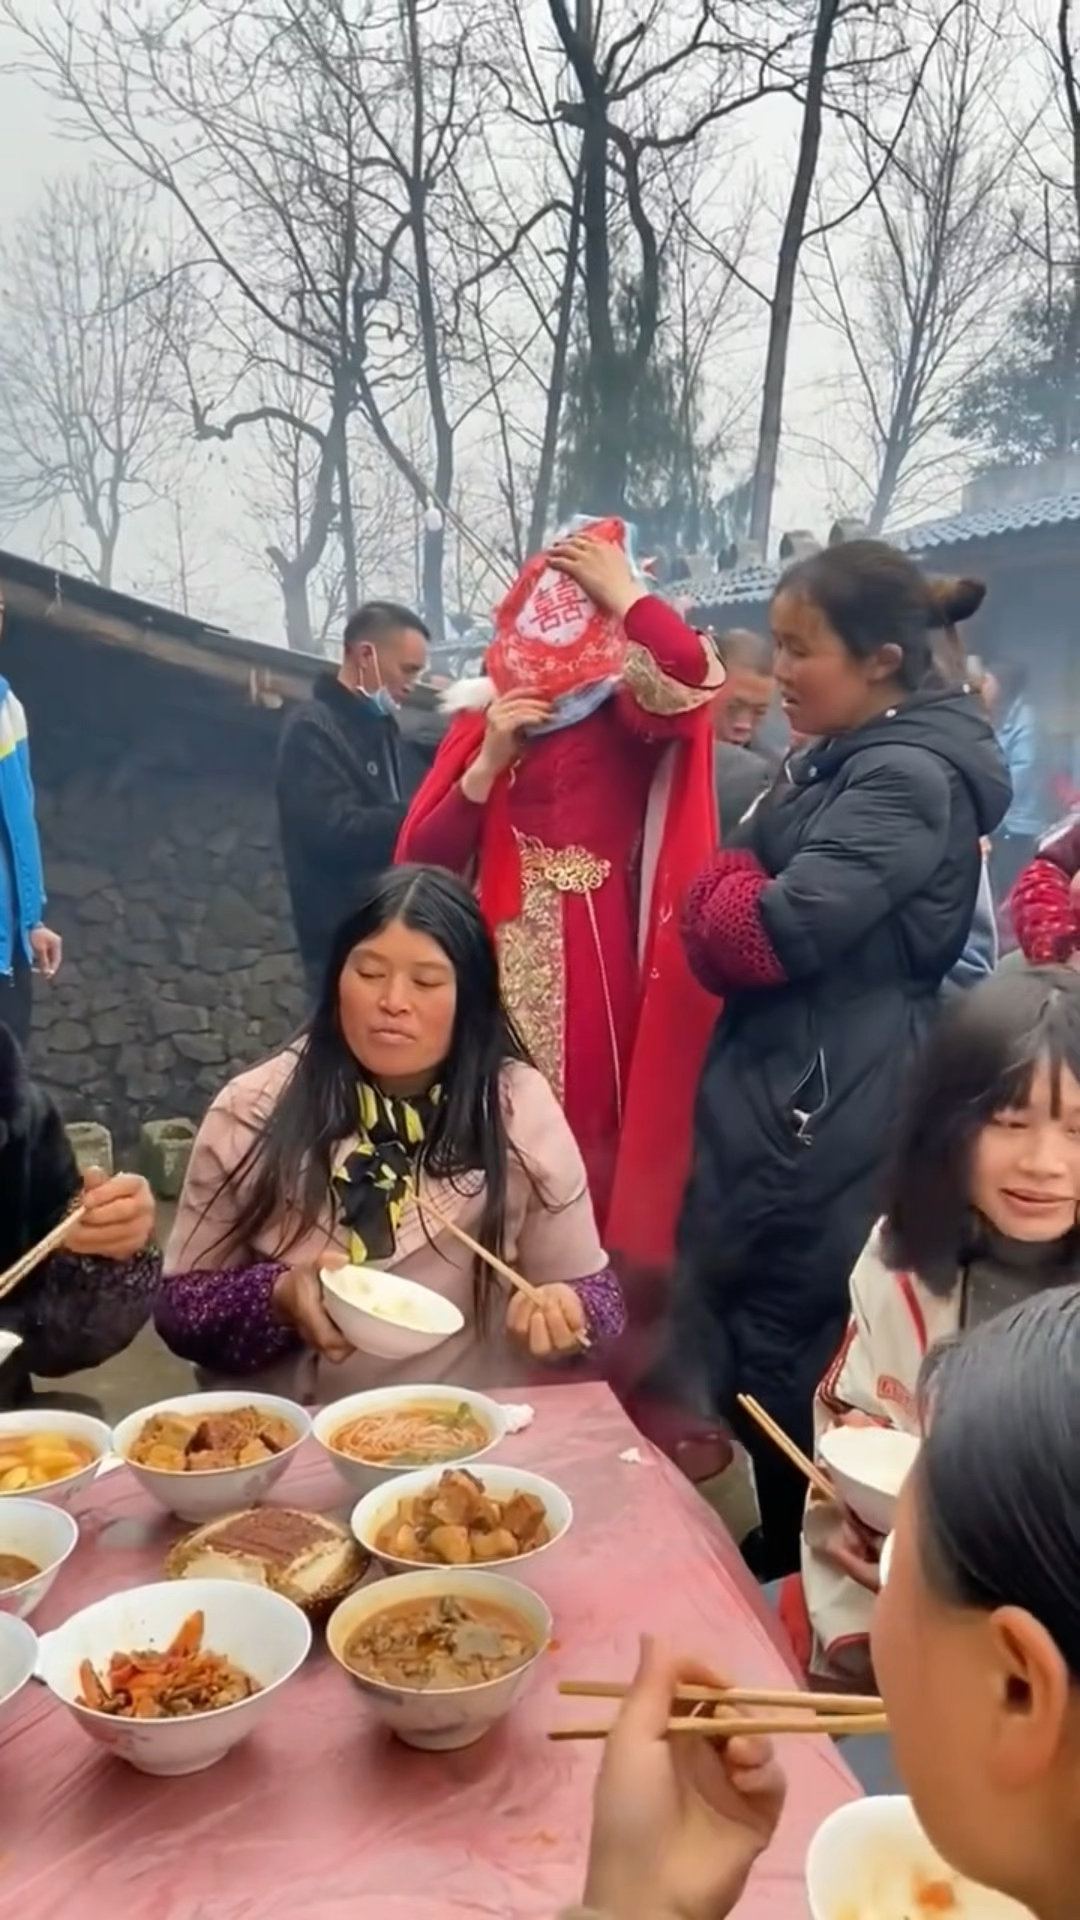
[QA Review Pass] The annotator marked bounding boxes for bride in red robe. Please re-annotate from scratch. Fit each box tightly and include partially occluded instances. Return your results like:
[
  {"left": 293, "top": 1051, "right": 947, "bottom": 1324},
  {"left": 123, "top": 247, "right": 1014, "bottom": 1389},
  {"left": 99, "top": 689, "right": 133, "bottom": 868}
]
[{"left": 396, "top": 528, "right": 723, "bottom": 1276}]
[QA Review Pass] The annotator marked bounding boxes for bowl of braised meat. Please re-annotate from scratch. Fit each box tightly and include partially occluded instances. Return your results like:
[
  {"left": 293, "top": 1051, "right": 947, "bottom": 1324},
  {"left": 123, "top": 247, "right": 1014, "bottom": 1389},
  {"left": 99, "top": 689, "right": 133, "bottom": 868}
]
[
  {"left": 113, "top": 1393, "right": 311, "bottom": 1521},
  {"left": 351, "top": 1463, "right": 572, "bottom": 1577}
]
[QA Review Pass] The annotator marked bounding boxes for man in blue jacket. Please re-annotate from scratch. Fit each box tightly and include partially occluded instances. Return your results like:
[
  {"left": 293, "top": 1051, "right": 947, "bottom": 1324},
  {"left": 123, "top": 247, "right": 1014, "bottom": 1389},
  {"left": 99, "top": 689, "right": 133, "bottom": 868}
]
[{"left": 0, "top": 673, "right": 61, "bottom": 1046}]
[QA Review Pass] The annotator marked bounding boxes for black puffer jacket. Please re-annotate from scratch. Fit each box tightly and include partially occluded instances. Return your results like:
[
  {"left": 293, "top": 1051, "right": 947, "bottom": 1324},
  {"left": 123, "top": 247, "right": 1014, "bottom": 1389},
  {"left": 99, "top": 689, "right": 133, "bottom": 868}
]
[
  {"left": 276, "top": 675, "right": 406, "bottom": 979},
  {"left": 0, "top": 1028, "right": 160, "bottom": 1403},
  {"left": 669, "top": 690, "right": 1011, "bottom": 1558}
]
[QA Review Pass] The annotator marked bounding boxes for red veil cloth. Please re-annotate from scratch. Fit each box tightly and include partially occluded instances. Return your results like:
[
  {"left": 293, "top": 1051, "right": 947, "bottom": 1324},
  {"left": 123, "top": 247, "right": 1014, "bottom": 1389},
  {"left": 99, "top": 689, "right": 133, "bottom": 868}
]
[{"left": 397, "top": 695, "right": 719, "bottom": 1271}]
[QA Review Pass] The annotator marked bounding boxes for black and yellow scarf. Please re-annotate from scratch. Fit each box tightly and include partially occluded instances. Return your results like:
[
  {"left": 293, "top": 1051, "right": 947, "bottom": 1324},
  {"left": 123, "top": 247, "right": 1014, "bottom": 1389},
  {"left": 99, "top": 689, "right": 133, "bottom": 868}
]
[{"left": 332, "top": 1080, "right": 442, "bottom": 1264}]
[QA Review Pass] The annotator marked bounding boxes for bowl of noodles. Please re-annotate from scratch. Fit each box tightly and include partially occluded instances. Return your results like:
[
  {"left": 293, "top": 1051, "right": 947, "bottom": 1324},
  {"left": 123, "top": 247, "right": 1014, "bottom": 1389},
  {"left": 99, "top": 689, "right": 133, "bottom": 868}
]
[
  {"left": 319, "top": 1265, "right": 465, "bottom": 1360},
  {"left": 312, "top": 1385, "right": 506, "bottom": 1498}
]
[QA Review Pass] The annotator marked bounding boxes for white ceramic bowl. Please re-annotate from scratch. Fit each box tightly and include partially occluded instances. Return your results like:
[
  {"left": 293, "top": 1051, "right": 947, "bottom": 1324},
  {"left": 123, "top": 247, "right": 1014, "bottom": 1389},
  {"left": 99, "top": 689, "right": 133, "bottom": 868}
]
[
  {"left": 320, "top": 1264, "right": 465, "bottom": 1361},
  {"left": 0, "top": 1409, "right": 112, "bottom": 1508},
  {"left": 37, "top": 1578, "right": 313, "bottom": 1776},
  {"left": 313, "top": 1384, "right": 507, "bottom": 1500},
  {"left": 819, "top": 1426, "right": 921, "bottom": 1536},
  {"left": 806, "top": 1795, "right": 1034, "bottom": 1920},
  {"left": 352, "top": 1462, "right": 572, "bottom": 1577},
  {"left": 0, "top": 1610, "right": 38, "bottom": 1715},
  {"left": 112, "top": 1392, "right": 311, "bottom": 1523},
  {"left": 326, "top": 1566, "right": 552, "bottom": 1751},
  {"left": 0, "top": 1499, "right": 79, "bottom": 1620}
]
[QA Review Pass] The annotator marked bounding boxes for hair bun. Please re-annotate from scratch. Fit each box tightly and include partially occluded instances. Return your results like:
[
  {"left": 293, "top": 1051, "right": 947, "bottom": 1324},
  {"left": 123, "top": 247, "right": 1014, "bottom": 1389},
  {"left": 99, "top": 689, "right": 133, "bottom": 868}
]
[{"left": 926, "top": 575, "right": 986, "bottom": 629}]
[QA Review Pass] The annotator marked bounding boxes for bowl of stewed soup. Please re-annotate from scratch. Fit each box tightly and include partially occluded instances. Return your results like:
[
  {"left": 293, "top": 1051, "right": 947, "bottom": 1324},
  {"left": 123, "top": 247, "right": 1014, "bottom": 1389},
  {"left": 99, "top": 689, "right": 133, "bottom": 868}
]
[
  {"left": 312, "top": 1385, "right": 506, "bottom": 1498},
  {"left": 0, "top": 1411, "right": 112, "bottom": 1506},
  {"left": 0, "top": 1498, "right": 79, "bottom": 1619},
  {"left": 320, "top": 1264, "right": 465, "bottom": 1360},
  {"left": 326, "top": 1567, "right": 552, "bottom": 1750}
]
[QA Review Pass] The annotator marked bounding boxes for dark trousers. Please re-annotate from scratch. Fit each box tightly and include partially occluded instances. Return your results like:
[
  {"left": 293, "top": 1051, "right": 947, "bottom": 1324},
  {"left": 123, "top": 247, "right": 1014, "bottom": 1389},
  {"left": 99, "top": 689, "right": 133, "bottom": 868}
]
[{"left": 0, "top": 958, "right": 32, "bottom": 1050}]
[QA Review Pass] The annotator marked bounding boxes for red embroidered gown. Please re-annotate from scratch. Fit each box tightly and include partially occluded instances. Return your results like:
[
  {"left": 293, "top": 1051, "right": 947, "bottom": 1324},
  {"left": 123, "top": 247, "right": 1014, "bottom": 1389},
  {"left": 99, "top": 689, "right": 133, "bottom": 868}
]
[{"left": 397, "top": 597, "right": 721, "bottom": 1270}]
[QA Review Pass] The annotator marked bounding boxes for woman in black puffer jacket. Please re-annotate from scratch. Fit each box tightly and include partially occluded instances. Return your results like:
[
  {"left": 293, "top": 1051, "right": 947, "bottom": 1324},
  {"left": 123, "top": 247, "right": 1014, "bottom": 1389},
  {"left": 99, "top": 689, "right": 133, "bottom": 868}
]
[{"left": 665, "top": 541, "right": 1011, "bottom": 1574}]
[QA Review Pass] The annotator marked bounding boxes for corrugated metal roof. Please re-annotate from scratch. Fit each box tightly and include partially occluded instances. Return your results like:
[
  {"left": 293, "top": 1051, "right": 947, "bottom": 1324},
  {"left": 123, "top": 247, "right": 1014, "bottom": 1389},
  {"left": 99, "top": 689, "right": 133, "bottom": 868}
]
[{"left": 680, "top": 489, "right": 1080, "bottom": 610}]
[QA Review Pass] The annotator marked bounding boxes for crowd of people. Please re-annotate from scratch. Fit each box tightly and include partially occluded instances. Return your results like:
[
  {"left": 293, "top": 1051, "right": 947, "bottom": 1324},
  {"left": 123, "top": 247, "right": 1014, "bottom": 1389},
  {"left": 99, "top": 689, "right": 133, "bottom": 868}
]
[{"left": 7, "top": 519, "right": 1080, "bottom": 1914}]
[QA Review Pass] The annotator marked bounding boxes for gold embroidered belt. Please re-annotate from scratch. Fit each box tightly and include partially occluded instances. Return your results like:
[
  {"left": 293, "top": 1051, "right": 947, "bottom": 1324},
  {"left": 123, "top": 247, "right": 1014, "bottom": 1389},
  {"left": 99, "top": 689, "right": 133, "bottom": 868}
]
[{"left": 497, "top": 833, "right": 613, "bottom": 1104}]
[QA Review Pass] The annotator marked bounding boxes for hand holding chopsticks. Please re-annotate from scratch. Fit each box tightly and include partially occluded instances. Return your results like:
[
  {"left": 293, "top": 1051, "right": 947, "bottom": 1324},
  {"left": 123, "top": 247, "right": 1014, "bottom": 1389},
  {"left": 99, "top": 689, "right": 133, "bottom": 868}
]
[
  {"left": 0, "top": 1205, "right": 86, "bottom": 1305},
  {"left": 575, "top": 1637, "right": 788, "bottom": 1920},
  {"left": 410, "top": 1183, "right": 591, "bottom": 1352},
  {"left": 552, "top": 1676, "right": 887, "bottom": 1742}
]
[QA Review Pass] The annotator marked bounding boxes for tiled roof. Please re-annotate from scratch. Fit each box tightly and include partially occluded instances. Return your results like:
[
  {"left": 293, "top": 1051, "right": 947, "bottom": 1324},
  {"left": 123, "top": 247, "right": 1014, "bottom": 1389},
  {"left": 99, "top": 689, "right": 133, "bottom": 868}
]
[{"left": 679, "top": 489, "right": 1080, "bottom": 609}]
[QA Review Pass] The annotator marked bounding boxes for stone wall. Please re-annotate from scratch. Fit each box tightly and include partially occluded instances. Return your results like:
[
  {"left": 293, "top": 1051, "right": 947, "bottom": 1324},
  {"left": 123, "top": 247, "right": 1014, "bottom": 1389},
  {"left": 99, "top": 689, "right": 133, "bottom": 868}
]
[{"left": 4, "top": 616, "right": 306, "bottom": 1146}]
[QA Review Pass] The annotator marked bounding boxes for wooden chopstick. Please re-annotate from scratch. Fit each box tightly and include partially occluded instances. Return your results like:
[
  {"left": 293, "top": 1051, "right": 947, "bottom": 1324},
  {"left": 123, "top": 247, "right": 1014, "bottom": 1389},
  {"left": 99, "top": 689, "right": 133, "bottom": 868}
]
[
  {"left": 737, "top": 1392, "right": 833, "bottom": 1501},
  {"left": 550, "top": 1711, "right": 889, "bottom": 1742},
  {"left": 412, "top": 1186, "right": 591, "bottom": 1352},
  {"left": 0, "top": 1206, "right": 86, "bottom": 1305},
  {"left": 558, "top": 1680, "right": 883, "bottom": 1714}
]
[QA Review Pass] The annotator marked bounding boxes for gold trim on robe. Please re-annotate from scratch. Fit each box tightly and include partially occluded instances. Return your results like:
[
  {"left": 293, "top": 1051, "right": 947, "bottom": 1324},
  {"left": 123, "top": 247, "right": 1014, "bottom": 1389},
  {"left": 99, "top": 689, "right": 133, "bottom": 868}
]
[
  {"left": 496, "top": 833, "right": 610, "bottom": 1099},
  {"left": 623, "top": 629, "right": 726, "bottom": 716}
]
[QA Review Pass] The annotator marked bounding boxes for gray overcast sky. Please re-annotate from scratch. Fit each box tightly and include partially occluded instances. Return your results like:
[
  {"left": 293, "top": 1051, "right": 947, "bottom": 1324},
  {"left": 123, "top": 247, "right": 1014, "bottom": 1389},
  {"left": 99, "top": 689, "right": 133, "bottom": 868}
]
[{"left": 0, "top": 1, "right": 1053, "bottom": 643}]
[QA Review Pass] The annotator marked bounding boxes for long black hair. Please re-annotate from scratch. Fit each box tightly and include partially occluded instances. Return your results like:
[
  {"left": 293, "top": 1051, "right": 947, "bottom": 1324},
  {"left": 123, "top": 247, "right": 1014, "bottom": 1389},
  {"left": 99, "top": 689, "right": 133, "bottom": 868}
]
[
  {"left": 915, "top": 1285, "right": 1080, "bottom": 1675},
  {"left": 884, "top": 966, "right": 1080, "bottom": 1288},
  {"left": 205, "top": 865, "right": 534, "bottom": 1325}
]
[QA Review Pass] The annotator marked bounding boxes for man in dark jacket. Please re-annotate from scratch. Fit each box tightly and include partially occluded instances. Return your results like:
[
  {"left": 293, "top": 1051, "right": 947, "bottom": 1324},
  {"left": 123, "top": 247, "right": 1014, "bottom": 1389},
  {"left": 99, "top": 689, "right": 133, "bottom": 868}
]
[
  {"left": 276, "top": 602, "right": 428, "bottom": 992},
  {"left": 712, "top": 628, "right": 778, "bottom": 840}
]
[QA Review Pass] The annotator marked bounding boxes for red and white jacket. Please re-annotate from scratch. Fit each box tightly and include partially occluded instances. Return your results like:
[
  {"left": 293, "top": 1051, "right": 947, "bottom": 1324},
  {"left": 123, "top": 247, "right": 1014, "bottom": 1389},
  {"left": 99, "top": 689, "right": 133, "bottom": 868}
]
[{"left": 792, "top": 1225, "right": 959, "bottom": 1680}]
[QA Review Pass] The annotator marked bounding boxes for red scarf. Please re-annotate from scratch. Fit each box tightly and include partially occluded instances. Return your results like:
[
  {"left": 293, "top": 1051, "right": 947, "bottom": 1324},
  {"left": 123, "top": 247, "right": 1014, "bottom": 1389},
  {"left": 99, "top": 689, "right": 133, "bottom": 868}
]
[{"left": 397, "top": 709, "right": 718, "bottom": 1269}]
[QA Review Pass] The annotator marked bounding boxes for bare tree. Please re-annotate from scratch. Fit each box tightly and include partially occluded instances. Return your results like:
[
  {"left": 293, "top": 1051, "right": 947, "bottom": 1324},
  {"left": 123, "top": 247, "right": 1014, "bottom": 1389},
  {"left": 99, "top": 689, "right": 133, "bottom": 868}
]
[
  {"left": 4, "top": 0, "right": 506, "bottom": 644},
  {"left": 746, "top": 0, "right": 964, "bottom": 547},
  {"left": 481, "top": 0, "right": 804, "bottom": 519},
  {"left": 0, "top": 170, "right": 190, "bottom": 586},
  {"left": 808, "top": 1, "right": 1023, "bottom": 528}
]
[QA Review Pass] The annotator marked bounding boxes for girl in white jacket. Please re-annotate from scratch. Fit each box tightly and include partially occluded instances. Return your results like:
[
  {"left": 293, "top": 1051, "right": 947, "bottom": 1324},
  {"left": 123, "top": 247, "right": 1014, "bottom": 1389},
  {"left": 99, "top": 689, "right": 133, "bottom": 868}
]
[{"left": 789, "top": 966, "right": 1080, "bottom": 1686}]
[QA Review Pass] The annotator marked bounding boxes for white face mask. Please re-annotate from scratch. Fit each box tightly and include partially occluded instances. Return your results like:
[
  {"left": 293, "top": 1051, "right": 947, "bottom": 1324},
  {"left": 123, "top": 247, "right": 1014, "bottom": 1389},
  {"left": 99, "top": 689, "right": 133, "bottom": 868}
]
[{"left": 356, "top": 647, "right": 396, "bottom": 714}]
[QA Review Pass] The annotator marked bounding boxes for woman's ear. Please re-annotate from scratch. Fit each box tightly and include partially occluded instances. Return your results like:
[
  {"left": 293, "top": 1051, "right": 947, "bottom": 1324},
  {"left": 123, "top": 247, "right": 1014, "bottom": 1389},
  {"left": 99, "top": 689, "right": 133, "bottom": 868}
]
[
  {"left": 984, "top": 1606, "right": 1072, "bottom": 1790},
  {"left": 868, "top": 641, "right": 904, "bottom": 684}
]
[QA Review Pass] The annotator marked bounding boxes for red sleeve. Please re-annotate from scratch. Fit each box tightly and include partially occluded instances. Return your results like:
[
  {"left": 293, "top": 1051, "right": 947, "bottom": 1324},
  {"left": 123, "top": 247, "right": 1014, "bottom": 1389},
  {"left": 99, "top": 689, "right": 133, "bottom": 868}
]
[
  {"left": 1011, "top": 858, "right": 1079, "bottom": 964},
  {"left": 616, "top": 598, "right": 718, "bottom": 740},
  {"left": 403, "top": 782, "right": 483, "bottom": 873},
  {"left": 681, "top": 849, "right": 787, "bottom": 994}
]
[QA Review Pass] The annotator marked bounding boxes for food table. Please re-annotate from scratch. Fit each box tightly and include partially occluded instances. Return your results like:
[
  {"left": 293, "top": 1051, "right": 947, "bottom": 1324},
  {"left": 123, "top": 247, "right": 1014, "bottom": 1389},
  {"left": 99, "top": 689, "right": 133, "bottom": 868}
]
[{"left": 0, "top": 1382, "right": 858, "bottom": 1917}]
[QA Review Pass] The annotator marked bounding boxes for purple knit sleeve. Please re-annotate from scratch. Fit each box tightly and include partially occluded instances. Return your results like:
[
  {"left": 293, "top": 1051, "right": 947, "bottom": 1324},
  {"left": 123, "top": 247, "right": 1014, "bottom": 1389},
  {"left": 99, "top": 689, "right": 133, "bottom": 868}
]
[
  {"left": 153, "top": 1264, "right": 298, "bottom": 1375},
  {"left": 570, "top": 1268, "right": 627, "bottom": 1346}
]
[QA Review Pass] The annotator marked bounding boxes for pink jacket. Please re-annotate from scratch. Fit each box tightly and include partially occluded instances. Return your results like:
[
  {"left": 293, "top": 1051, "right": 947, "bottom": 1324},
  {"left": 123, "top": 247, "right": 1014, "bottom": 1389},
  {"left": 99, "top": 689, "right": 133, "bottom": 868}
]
[{"left": 165, "top": 1051, "right": 608, "bottom": 1402}]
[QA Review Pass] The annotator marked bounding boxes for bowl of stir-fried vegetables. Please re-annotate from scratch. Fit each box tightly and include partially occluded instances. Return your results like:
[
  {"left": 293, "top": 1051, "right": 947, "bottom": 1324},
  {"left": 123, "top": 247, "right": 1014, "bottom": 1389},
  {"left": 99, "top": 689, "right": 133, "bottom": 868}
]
[{"left": 36, "top": 1580, "right": 312, "bottom": 1774}]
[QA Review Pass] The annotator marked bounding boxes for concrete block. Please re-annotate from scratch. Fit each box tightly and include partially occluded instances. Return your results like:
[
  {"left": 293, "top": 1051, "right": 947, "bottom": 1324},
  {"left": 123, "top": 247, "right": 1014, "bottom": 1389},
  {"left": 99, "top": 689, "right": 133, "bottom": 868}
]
[
  {"left": 139, "top": 1118, "right": 197, "bottom": 1199},
  {"left": 65, "top": 1122, "right": 114, "bottom": 1177}
]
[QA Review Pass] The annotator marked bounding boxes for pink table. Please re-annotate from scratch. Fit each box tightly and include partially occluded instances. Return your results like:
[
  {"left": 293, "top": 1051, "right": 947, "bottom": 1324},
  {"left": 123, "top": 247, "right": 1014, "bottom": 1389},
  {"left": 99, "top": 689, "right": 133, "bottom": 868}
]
[{"left": 0, "top": 1383, "right": 857, "bottom": 1917}]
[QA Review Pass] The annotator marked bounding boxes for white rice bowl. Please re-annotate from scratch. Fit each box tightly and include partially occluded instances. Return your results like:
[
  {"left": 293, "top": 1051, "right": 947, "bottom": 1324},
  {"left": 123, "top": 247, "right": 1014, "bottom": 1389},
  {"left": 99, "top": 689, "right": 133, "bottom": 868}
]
[
  {"left": 320, "top": 1264, "right": 464, "bottom": 1360},
  {"left": 819, "top": 1425, "right": 921, "bottom": 1536},
  {"left": 806, "top": 1795, "right": 1034, "bottom": 1920}
]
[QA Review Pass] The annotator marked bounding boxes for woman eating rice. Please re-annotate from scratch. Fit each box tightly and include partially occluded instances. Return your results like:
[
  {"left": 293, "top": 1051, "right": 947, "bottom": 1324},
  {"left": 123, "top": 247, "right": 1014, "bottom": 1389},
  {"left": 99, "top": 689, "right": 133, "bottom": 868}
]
[{"left": 155, "top": 866, "right": 625, "bottom": 1400}]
